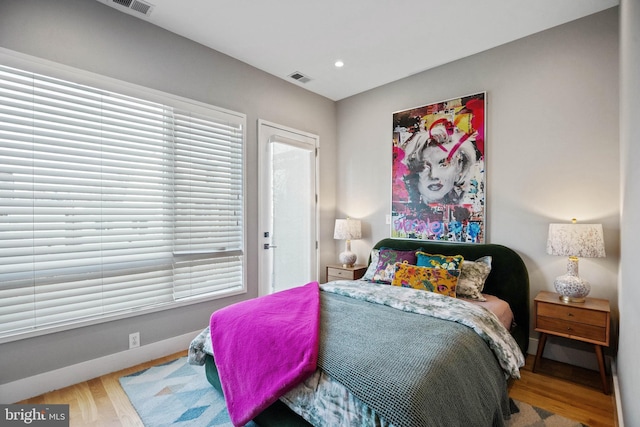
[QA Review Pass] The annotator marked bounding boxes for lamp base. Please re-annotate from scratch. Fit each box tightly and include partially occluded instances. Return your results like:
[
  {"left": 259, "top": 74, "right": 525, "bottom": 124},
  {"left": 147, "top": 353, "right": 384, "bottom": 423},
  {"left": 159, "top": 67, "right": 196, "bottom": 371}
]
[
  {"left": 338, "top": 251, "right": 357, "bottom": 268},
  {"left": 554, "top": 257, "right": 590, "bottom": 303},
  {"left": 558, "top": 294, "right": 586, "bottom": 303}
]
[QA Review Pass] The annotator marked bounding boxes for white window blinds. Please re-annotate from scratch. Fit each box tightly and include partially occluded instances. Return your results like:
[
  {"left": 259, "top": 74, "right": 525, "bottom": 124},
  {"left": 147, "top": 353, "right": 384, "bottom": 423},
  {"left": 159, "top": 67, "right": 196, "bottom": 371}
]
[
  {"left": 0, "top": 63, "right": 245, "bottom": 340},
  {"left": 172, "top": 109, "right": 244, "bottom": 300}
]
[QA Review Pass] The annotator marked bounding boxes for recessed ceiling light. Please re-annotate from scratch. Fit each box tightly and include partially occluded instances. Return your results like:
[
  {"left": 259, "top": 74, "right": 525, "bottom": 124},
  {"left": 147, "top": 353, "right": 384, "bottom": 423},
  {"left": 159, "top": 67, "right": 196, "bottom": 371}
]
[{"left": 334, "top": 60, "right": 344, "bottom": 68}]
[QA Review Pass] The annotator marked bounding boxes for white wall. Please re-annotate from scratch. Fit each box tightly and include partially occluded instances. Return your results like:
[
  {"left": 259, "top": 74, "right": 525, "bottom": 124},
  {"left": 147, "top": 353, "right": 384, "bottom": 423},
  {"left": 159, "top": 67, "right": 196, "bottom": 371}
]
[
  {"left": 335, "top": 8, "right": 620, "bottom": 364},
  {"left": 0, "top": 0, "right": 337, "bottom": 392},
  {"left": 618, "top": 0, "right": 640, "bottom": 424}
]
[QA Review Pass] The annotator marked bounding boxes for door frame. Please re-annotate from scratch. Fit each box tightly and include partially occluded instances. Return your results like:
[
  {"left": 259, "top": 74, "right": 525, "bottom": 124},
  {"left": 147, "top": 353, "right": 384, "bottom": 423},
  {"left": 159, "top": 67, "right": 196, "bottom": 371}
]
[{"left": 257, "top": 119, "right": 319, "bottom": 296}]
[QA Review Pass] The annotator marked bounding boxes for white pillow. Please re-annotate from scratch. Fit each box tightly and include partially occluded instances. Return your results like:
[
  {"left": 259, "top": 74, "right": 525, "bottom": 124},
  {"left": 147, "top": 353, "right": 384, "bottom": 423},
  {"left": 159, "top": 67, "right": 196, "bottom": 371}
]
[
  {"left": 361, "top": 249, "right": 380, "bottom": 281},
  {"left": 456, "top": 256, "right": 492, "bottom": 301}
]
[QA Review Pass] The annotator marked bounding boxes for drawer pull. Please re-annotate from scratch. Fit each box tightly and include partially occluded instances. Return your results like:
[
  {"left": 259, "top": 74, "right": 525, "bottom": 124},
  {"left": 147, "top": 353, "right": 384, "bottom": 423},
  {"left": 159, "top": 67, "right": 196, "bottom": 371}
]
[
  {"left": 567, "top": 313, "right": 574, "bottom": 317},
  {"left": 567, "top": 327, "right": 573, "bottom": 331}
]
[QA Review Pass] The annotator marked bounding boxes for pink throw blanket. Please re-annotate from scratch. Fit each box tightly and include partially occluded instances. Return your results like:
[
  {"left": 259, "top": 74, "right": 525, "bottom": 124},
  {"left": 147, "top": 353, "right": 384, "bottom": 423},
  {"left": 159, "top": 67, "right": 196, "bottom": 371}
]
[{"left": 209, "top": 282, "right": 320, "bottom": 426}]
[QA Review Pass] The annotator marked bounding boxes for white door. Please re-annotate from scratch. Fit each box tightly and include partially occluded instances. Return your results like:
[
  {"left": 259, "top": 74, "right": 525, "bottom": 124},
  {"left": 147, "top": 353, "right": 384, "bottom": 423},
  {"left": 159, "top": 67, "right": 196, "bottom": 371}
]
[{"left": 258, "top": 120, "right": 318, "bottom": 295}]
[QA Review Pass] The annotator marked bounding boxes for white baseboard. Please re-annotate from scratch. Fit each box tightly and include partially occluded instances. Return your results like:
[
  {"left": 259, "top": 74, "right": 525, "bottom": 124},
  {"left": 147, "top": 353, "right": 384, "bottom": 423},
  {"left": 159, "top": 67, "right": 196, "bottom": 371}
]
[
  {"left": 0, "top": 329, "right": 202, "bottom": 404},
  {"left": 611, "top": 359, "right": 624, "bottom": 427}
]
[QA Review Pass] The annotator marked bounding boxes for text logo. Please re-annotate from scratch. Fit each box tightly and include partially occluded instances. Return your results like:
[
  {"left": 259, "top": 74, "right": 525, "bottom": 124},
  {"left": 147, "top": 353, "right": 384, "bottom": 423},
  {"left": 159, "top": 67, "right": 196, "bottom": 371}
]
[{"left": 1, "top": 405, "right": 69, "bottom": 426}]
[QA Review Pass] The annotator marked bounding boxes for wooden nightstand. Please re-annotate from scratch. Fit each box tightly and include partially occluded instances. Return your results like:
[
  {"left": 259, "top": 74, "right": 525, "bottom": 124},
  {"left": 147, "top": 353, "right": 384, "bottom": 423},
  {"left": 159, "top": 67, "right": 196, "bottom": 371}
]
[
  {"left": 533, "top": 290, "right": 611, "bottom": 394},
  {"left": 326, "top": 264, "right": 367, "bottom": 283}
]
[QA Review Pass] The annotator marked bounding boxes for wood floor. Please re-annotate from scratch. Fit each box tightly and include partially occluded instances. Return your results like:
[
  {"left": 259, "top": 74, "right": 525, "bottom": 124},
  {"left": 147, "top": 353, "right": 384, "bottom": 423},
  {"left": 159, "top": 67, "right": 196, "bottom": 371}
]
[
  {"left": 18, "top": 351, "right": 188, "bottom": 427},
  {"left": 509, "top": 355, "right": 617, "bottom": 427},
  {"left": 19, "top": 352, "right": 617, "bottom": 427}
]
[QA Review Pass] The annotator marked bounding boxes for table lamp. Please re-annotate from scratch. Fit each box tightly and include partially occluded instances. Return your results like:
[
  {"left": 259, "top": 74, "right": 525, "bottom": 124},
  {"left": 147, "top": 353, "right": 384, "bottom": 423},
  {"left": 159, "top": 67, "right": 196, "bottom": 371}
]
[
  {"left": 546, "top": 219, "right": 605, "bottom": 303},
  {"left": 333, "top": 218, "right": 362, "bottom": 268}
]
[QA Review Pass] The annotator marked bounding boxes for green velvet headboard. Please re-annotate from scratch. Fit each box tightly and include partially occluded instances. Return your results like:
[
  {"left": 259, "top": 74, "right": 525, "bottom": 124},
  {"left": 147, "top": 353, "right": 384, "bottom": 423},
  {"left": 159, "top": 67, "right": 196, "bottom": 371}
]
[{"left": 372, "top": 238, "right": 530, "bottom": 355}]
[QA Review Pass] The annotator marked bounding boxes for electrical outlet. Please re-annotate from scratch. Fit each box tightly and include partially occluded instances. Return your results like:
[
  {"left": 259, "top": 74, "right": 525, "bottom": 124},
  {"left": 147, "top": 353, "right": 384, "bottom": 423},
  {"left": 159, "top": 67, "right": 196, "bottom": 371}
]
[{"left": 129, "top": 332, "right": 140, "bottom": 349}]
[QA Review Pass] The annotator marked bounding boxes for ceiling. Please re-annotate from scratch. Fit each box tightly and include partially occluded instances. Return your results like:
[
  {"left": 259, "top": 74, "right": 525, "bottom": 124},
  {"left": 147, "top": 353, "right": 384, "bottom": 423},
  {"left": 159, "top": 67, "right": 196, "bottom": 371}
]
[{"left": 97, "top": 0, "right": 618, "bottom": 101}]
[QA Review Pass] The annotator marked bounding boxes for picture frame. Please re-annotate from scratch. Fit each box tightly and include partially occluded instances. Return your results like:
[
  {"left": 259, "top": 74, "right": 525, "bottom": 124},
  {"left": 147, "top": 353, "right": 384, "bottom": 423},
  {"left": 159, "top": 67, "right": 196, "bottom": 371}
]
[{"left": 391, "top": 92, "right": 486, "bottom": 243}]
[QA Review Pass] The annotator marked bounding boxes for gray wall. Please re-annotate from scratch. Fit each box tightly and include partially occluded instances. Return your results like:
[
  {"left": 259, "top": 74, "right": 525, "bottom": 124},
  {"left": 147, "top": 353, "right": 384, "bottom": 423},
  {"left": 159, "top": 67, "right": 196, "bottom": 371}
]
[
  {"left": 336, "top": 6, "right": 638, "bottom": 422},
  {"left": 335, "top": 9, "right": 620, "bottom": 362},
  {"left": 619, "top": 0, "right": 640, "bottom": 424},
  {"left": 0, "top": 0, "right": 337, "bottom": 384}
]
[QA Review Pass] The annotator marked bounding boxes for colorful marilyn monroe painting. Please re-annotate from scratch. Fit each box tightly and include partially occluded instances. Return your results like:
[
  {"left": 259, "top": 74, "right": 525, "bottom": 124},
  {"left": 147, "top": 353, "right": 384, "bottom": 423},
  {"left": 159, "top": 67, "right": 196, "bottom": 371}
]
[{"left": 391, "top": 92, "right": 486, "bottom": 243}]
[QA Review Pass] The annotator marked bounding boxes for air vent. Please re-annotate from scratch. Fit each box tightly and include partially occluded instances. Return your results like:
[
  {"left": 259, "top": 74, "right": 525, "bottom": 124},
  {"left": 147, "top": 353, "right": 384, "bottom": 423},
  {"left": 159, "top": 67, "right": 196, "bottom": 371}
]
[
  {"left": 130, "top": 0, "right": 152, "bottom": 15},
  {"left": 288, "top": 71, "right": 312, "bottom": 84},
  {"left": 107, "top": 0, "right": 154, "bottom": 17}
]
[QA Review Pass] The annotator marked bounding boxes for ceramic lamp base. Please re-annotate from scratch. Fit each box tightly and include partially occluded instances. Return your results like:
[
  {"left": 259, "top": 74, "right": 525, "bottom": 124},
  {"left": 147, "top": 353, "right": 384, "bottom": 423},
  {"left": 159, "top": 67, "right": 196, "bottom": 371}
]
[
  {"left": 338, "top": 251, "right": 357, "bottom": 268},
  {"left": 338, "top": 239, "right": 357, "bottom": 268},
  {"left": 554, "top": 257, "right": 590, "bottom": 303}
]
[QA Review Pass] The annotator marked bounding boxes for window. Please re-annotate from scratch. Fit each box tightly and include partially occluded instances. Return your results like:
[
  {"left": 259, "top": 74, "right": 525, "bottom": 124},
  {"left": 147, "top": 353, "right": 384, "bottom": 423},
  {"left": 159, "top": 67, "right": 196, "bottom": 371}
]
[{"left": 0, "top": 60, "right": 245, "bottom": 342}]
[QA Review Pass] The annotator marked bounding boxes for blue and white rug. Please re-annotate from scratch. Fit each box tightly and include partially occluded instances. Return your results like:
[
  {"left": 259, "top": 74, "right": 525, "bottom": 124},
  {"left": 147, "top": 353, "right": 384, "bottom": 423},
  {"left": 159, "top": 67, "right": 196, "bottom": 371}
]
[
  {"left": 119, "top": 356, "right": 257, "bottom": 427},
  {"left": 120, "top": 356, "right": 585, "bottom": 427}
]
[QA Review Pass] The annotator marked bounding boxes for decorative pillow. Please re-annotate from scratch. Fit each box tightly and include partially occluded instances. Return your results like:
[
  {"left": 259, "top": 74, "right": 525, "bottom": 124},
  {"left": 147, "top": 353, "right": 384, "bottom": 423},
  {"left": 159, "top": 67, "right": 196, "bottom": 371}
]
[
  {"left": 456, "top": 256, "right": 492, "bottom": 301},
  {"left": 391, "top": 263, "right": 459, "bottom": 297},
  {"left": 361, "top": 249, "right": 380, "bottom": 281},
  {"left": 415, "top": 252, "right": 464, "bottom": 270},
  {"left": 372, "top": 248, "right": 419, "bottom": 283}
]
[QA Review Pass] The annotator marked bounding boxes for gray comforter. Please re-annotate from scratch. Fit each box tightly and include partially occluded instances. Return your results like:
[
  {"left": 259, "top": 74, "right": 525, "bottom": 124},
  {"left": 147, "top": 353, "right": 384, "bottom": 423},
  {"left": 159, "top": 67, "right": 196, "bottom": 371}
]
[
  {"left": 189, "top": 280, "right": 525, "bottom": 427},
  {"left": 317, "top": 287, "right": 512, "bottom": 427}
]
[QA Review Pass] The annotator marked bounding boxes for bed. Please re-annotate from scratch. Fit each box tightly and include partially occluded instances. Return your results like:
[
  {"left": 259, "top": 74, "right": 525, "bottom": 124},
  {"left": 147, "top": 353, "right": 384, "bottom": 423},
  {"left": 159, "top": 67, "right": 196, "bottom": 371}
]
[{"left": 189, "top": 238, "right": 529, "bottom": 427}]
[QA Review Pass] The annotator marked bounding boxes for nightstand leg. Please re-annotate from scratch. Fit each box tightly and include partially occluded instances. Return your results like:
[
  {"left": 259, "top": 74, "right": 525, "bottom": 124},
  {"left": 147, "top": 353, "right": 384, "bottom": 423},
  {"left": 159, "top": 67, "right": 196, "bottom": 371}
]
[
  {"left": 594, "top": 344, "right": 610, "bottom": 395},
  {"left": 533, "top": 332, "right": 547, "bottom": 373}
]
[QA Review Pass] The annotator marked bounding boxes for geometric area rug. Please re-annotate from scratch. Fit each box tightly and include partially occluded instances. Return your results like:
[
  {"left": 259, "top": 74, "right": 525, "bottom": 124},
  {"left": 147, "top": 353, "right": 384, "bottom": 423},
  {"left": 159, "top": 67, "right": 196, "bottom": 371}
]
[
  {"left": 507, "top": 398, "right": 588, "bottom": 427},
  {"left": 120, "top": 356, "right": 585, "bottom": 427},
  {"left": 119, "top": 356, "right": 257, "bottom": 427}
]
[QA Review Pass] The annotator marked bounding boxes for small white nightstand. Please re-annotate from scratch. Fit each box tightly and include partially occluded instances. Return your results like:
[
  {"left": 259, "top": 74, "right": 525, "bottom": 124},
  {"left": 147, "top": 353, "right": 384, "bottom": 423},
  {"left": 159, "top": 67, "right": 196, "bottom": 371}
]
[{"left": 325, "top": 264, "right": 367, "bottom": 283}]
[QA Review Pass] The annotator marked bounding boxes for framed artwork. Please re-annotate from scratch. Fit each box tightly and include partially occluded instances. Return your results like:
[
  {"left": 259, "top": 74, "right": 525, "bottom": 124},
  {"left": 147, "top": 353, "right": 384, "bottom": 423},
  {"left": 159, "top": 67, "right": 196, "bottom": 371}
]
[{"left": 391, "top": 92, "right": 486, "bottom": 243}]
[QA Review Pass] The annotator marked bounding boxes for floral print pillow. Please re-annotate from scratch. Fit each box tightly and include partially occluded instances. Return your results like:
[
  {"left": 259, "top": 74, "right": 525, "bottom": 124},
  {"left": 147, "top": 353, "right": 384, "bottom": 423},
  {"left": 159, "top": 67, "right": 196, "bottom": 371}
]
[
  {"left": 456, "top": 256, "right": 492, "bottom": 301},
  {"left": 372, "top": 248, "right": 418, "bottom": 283},
  {"left": 361, "top": 249, "right": 380, "bottom": 281},
  {"left": 415, "top": 252, "right": 464, "bottom": 270},
  {"left": 391, "top": 263, "right": 459, "bottom": 297}
]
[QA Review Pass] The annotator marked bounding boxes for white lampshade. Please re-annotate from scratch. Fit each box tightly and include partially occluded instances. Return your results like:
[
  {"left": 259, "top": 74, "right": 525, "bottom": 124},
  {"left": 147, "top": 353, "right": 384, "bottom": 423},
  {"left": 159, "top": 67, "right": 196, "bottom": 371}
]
[
  {"left": 546, "top": 222, "right": 606, "bottom": 258},
  {"left": 334, "top": 218, "right": 362, "bottom": 267},
  {"left": 333, "top": 218, "right": 362, "bottom": 240},
  {"left": 546, "top": 220, "right": 605, "bottom": 303}
]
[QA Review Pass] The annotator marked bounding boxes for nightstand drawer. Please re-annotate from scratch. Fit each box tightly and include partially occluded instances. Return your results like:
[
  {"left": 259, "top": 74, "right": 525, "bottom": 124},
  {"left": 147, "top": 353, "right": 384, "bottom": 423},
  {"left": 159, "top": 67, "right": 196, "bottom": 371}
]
[
  {"left": 325, "top": 265, "right": 367, "bottom": 283},
  {"left": 537, "top": 302, "right": 608, "bottom": 327},
  {"left": 537, "top": 316, "right": 607, "bottom": 343},
  {"left": 327, "top": 267, "right": 355, "bottom": 279}
]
